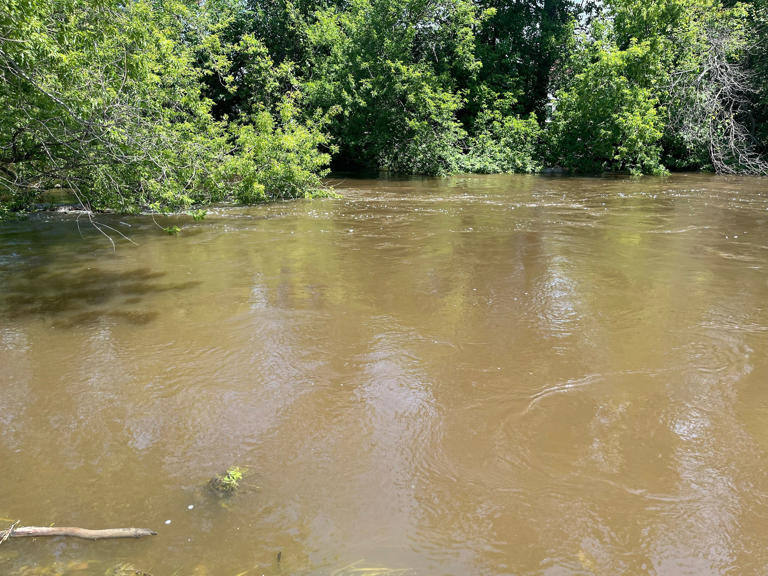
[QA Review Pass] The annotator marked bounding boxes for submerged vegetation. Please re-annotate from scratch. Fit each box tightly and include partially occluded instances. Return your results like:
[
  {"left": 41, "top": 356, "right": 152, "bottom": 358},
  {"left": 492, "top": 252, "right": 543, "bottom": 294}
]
[
  {"left": 1, "top": 0, "right": 767, "bottom": 216},
  {"left": 208, "top": 466, "right": 245, "bottom": 496}
]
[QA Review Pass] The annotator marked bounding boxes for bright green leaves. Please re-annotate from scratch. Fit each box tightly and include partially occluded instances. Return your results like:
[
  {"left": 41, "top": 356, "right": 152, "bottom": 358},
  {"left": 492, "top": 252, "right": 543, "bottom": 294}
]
[
  {"left": 544, "top": 0, "right": 766, "bottom": 175},
  {"left": 605, "top": 0, "right": 764, "bottom": 174},
  {"left": 462, "top": 94, "right": 542, "bottom": 174},
  {"left": 2, "top": 0, "right": 765, "bottom": 208},
  {"left": 0, "top": 0, "right": 333, "bottom": 215},
  {"left": 548, "top": 40, "right": 666, "bottom": 174},
  {"left": 300, "top": 0, "right": 482, "bottom": 174},
  {"left": 221, "top": 103, "right": 333, "bottom": 203}
]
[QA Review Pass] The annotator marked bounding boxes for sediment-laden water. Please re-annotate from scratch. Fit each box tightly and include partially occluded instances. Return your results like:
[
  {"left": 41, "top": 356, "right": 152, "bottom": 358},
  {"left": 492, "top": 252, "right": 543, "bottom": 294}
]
[{"left": 2, "top": 174, "right": 768, "bottom": 575}]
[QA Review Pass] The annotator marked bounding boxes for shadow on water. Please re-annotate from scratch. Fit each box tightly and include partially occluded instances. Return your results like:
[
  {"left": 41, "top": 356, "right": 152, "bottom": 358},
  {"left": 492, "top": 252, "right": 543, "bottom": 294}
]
[{"left": 1, "top": 266, "right": 200, "bottom": 327}]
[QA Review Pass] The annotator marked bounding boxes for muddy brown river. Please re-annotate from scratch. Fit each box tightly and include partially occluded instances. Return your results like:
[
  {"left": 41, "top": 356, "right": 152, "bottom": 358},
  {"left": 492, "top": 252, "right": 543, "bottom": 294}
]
[{"left": 2, "top": 174, "right": 768, "bottom": 575}]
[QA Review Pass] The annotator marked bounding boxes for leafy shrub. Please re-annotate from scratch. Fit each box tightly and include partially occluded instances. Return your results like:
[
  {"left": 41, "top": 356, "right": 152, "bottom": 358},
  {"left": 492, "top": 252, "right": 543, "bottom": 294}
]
[
  {"left": 302, "top": 0, "right": 480, "bottom": 175},
  {"left": 547, "top": 39, "right": 666, "bottom": 175},
  {"left": 462, "top": 101, "right": 542, "bottom": 173},
  {"left": 0, "top": 0, "right": 333, "bottom": 214}
]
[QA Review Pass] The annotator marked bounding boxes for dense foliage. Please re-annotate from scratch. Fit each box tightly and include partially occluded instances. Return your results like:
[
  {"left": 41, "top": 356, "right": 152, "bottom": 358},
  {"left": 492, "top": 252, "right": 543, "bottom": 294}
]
[
  {"left": 0, "top": 0, "right": 332, "bottom": 215},
  {"left": 750, "top": 0, "right": 768, "bottom": 153},
  {"left": 1, "top": 0, "right": 766, "bottom": 215},
  {"left": 547, "top": 36, "right": 666, "bottom": 174}
]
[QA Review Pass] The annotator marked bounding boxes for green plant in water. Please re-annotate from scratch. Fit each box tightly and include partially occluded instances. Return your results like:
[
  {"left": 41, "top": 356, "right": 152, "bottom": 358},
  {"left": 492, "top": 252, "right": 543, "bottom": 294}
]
[
  {"left": 190, "top": 209, "right": 207, "bottom": 221},
  {"left": 163, "top": 225, "right": 181, "bottom": 235},
  {"left": 209, "top": 466, "right": 244, "bottom": 496}
]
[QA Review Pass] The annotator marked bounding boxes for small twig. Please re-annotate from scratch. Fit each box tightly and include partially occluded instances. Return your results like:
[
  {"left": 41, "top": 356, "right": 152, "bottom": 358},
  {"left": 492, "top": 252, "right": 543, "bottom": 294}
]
[
  {"left": 88, "top": 213, "right": 116, "bottom": 252},
  {"left": 87, "top": 215, "right": 139, "bottom": 246},
  {"left": 0, "top": 521, "right": 20, "bottom": 545}
]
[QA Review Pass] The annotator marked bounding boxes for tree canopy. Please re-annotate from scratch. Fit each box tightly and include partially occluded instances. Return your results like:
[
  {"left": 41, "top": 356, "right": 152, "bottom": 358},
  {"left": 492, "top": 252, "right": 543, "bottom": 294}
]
[{"left": 1, "top": 0, "right": 766, "bottom": 215}]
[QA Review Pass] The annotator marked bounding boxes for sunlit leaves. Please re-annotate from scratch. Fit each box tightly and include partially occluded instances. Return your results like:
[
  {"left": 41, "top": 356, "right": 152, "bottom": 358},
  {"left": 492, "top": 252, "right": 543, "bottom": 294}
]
[{"left": 0, "top": 0, "right": 333, "bottom": 214}]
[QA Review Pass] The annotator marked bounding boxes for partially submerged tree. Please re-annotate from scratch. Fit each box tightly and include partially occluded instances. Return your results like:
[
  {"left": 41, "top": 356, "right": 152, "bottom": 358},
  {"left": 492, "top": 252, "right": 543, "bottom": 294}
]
[
  {"left": 547, "top": 34, "right": 666, "bottom": 174},
  {"left": 300, "top": 0, "right": 484, "bottom": 174},
  {"left": 610, "top": 0, "right": 767, "bottom": 174},
  {"left": 0, "top": 0, "right": 332, "bottom": 215},
  {"left": 667, "top": 17, "right": 768, "bottom": 174},
  {"left": 544, "top": 0, "right": 768, "bottom": 174},
  {"left": 1, "top": 0, "right": 766, "bottom": 201}
]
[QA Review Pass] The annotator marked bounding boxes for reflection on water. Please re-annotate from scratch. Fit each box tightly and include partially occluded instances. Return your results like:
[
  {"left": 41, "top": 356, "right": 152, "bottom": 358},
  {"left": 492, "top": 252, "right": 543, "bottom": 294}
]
[{"left": 2, "top": 174, "right": 768, "bottom": 575}]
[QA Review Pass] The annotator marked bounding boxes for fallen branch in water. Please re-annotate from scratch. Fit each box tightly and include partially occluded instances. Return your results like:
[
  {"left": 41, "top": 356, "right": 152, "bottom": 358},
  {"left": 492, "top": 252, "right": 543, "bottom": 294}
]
[
  {"left": 0, "top": 522, "right": 156, "bottom": 542},
  {"left": 0, "top": 521, "right": 19, "bottom": 545}
]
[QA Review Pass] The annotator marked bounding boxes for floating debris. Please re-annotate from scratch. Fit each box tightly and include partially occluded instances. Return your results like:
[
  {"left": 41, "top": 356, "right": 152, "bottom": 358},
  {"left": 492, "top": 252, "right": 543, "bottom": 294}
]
[{"left": 208, "top": 466, "right": 245, "bottom": 496}]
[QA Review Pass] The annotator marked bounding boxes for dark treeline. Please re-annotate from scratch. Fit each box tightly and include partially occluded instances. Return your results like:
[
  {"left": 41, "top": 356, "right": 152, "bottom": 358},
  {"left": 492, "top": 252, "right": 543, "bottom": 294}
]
[{"left": 1, "top": 0, "right": 767, "bottom": 215}]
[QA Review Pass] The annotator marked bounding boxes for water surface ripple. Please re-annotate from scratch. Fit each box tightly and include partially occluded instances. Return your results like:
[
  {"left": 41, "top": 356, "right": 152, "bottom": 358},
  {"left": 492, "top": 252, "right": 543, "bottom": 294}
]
[{"left": 2, "top": 174, "right": 768, "bottom": 575}]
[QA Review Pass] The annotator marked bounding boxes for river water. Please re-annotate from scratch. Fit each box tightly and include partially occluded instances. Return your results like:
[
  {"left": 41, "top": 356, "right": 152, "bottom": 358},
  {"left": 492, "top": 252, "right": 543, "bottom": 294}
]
[{"left": 1, "top": 174, "right": 768, "bottom": 575}]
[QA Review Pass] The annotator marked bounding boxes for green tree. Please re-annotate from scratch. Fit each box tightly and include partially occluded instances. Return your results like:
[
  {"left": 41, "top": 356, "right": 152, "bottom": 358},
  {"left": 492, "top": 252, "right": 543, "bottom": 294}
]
[
  {"left": 461, "top": 95, "right": 542, "bottom": 173},
  {"left": 749, "top": 0, "right": 768, "bottom": 153},
  {"left": 547, "top": 35, "right": 666, "bottom": 174},
  {"left": 472, "top": 0, "right": 587, "bottom": 119},
  {"left": 301, "top": 0, "right": 483, "bottom": 174},
  {"left": 0, "top": 0, "right": 332, "bottom": 216},
  {"left": 3, "top": 0, "right": 763, "bottom": 203},
  {"left": 609, "top": 0, "right": 766, "bottom": 173}
]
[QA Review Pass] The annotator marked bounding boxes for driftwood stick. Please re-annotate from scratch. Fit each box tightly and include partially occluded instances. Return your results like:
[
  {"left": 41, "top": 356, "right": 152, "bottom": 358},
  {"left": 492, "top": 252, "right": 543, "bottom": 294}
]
[
  {"left": 0, "top": 521, "right": 19, "bottom": 545},
  {"left": 0, "top": 525, "right": 157, "bottom": 541}
]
